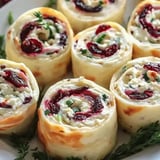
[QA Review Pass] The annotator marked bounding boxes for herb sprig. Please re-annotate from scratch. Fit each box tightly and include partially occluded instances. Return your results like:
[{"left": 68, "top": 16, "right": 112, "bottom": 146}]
[
  {"left": 34, "top": 11, "right": 53, "bottom": 38},
  {"left": 107, "top": 121, "right": 160, "bottom": 160},
  {"left": 0, "top": 35, "right": 6, "bottom": 59},
  {"left": 45, "top": 0, "right": 57, "bottom": 7}
]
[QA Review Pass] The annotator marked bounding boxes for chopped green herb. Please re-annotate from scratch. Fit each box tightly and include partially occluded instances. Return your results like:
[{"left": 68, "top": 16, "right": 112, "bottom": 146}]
[
  {"left": 57, "top": 113, "right": 62, "bottom": 122},
  {"left": 80, "top": 49, "right": 87, "bottom": 55},
  {"left": 34, "top": 11, "right": 54, "bottom": 38},
  {"left": 107, "top": 121, "right": 160, "bottom": 160},
  {"left": 143, "top": 72, "right": 150, "bottom": 82},
  {"left": 44, "top": 109, "right": 50, "bottom": 115},
  {"left": 102, "top": 94, "right": 107, "bottom": 101},
  {"left": 96, "top": 34, "right": 106, "bottom": 44},
  {"left": 156, "top": 76, "right": 160, "bottom": 82},
  {"left": 66, "top": 99, "right": 74, "bottom": 107},
  {"left": 72, "top": 106, "right": 80, "bottom": 113},
  {"left": 121, "top": 65, "right": 127, "bottom": 74},
  {"left": 8, "top": 11, "right": 14, "bottom": 25}
]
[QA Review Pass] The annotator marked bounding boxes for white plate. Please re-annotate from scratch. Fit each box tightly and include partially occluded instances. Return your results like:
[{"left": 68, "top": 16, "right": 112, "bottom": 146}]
[{"left": 0, "top": 0, "right": 160, "bottom": 160}]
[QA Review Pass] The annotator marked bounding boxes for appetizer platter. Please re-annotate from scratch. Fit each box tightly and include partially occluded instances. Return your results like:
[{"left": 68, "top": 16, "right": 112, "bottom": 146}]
[{"left": 1, "top": 0, "right": 160, "bottom": 160}]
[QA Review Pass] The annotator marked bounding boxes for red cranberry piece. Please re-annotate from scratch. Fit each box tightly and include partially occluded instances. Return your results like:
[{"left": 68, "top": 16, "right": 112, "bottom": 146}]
[
  {"left": 95, "top": 24, "right": 111, "bottom": 35},
  {"left": 73, "top": 112, "right": 91, "bottom": 121},
  {"left": 23, "top": 96, "right": 32, "bottom": 104},
  {"left": 87, "top": 42, "right": 119, "bottom": 58},
  {"left": 45, "top": 100, "right": 60, "bottom": 114},
  {"left": 125, "top": 89, "right": 153, "bottom": 100},
  {"left": 21, "top": 38, "right": 42, "bottom": 54},
  {"left": 139, "top": 4, "right": 160, "bottom": 38},
  {"left": 20, "top": 22, "right": 37, "bottom": 41},
  {"left": 144, "top": 63, "right": 160, "bottom": 73},
  {"left": 0, "top": 102, "right": 12, "bottom": 108},
  {"left": 109, "top": 0, "right": 115, "bottom": 3},
  {"left": 3, "top": 70, "right": 27, "bottom": 88},
  {"left": 59, "top": 31, "right": 67, "bottom": 46},
  {"left": 44, "top": 86, "right": 104, "bottom": 121},
  {"left": 73, "top": 0, "right": 102, "bottom": 12},
  {"left": 91, "top": 97, "right": 103, "bottom": 112}
]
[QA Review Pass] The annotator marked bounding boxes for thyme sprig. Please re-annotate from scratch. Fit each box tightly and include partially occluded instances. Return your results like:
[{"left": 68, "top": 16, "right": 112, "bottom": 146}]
[
  {"left": 107, "top": 121, "right": 160, "bottom": 160},
  {"left": 34, "top": 11, "right": 53, "bottom": 38}
]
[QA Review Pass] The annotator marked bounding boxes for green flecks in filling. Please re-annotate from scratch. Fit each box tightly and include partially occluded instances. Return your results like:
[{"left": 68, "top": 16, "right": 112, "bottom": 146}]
[
  {"left": 66, "top": 99, "right": 74, "bottom": 107},
  {"left": 121, "top": 65, "right": 127, "bottom": 74},
  {"left": 55, "top": 113, "right": 62, "bottom": 122},
  {"left": 34, "top": 11, "right": 54, "bottom": 38},
  {"left": 143, "top": 72, "right": 150, "bottom": 82},
  {"left": 156, "top": 76, "right": 160, "bottom": 82},
  {"left": 80, "top": 49, "right": 93, "bottom": 58},
  {"left": 96, "top": 33, "right": 106, "bottom": 44},
  {"left": 66, "top": 99, "right": 81, "bottom": 113},
  {"left": 44, "top": 109, "right": 50, "bottom": 116},
  {"left": 102, "top": 94, "right": 108, "bottom": 101}
]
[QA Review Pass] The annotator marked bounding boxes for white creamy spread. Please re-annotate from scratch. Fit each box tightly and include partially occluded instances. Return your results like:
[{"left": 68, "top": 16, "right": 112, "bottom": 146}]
[
  {"left": 43, "top": 82, "right": 113, "bottom": 127},
  {"left": 0, "top": 67, "right": 34, "bottom": 116},
  {"left": 74, "top": 26, "right": 130, "bottom": 64},
  {"left": 129, "top": 4, "right": 160, "bottom": 43},
  {"left": 113, "top": 61, "right": 160, "bottom": 105}
]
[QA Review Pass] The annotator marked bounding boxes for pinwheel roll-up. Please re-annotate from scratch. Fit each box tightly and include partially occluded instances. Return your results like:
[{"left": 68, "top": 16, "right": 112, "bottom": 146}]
[
  {"left": 6, "top": 7, "right": 73, "bottom": 87},
  {"left": 0, "top": 59, "right": 39, "bottom": 135},
  {"left": 71, "top": 22, "right": 132, "bottom": 89},
  {"left": 57, "top": 0, "right": 127, "bottom": 33},
  {"left": 128, "top": 0, "right": 160, "bottom": 58},
  {"left": 110, "top": 56, "right": 160, "bottom": 133},
  {"left": 38, "top": 77, "right": 117, "bottom": 160}
]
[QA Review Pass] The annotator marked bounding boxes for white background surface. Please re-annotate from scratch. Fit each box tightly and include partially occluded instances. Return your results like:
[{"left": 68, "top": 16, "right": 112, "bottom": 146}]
[{"left": 0, "top": 0, "right": 160, "bottom": 159}]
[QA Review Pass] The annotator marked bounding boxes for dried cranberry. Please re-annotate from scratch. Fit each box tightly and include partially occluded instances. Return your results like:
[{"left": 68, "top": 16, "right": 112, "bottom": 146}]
[
  {"left": 45, "top": 100, "right": 60, "bottom": 114},
  {"left": 73, "top": 0, "right": 102, "bottom": 12},
  {"left": 45, "top": 86, "right": 104, "bottom": 121},
  {"left": 3, "top": 70, "right": 28, "bottom": 88},
  {"left": 87, "top": 42, "right": 119, "bottom": 58},
  {"left": 91, "top": 97, "right": 103, "bottom": 112},
  {"left": 20, "top": 22, "right": 37, "bottom": 41},
  {"left": 109, "top": 0, "right": 115, "bottom": 3},
  {"left": 139, "top": 4, "right": 160, "bottom": 38},
  {"left": 125, "top": 89, "right": 153, "bottom": 100},
  {"left": 23, "top": 96, "right": 32, "bottom": 104},
  {"left": 59, "top": 32, "right": 67, "bottom": 46},
  {"left": 21, "top": 38, "right": 42, "bottom": 54},
  {"left": 95, "top": 24, "right": 111, "bottom": 35},
  {"left": 144, "top": 63, "right": 160, "bottom": 73},
  {"left": 0, "top": 102, "right": 12, "bottom": 108}
]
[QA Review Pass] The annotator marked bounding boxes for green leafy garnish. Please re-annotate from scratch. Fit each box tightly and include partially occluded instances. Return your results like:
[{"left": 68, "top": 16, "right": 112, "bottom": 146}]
[
  {"left": 9, "top": 134, "right": 30, "bottom": 160},
  {"left": 8, "top": 11, "right": 14, "bottom": 25},
  {"left": 0, "top": 35, "right": 6, "bottom": 59},
  {"left": 45, "top": 0, "right": 57, "bottom": 7},
  {"left": 143, "top": 72, "right": 150, "bottom": 82},
  {"left": 34, "top": 11, "right": 53, "bottom": 38},
  {"left": 32, "top": 148, "right": 53, "bottom": 160},
  {"left": 96, "top": 33, "right": 106, "bottom": 43},
  {"left": 107, "top": 121, "right": 160, "bottom": 160},
  {"left": 44, "top": 109, "right": 51, "bottom": 115}
]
